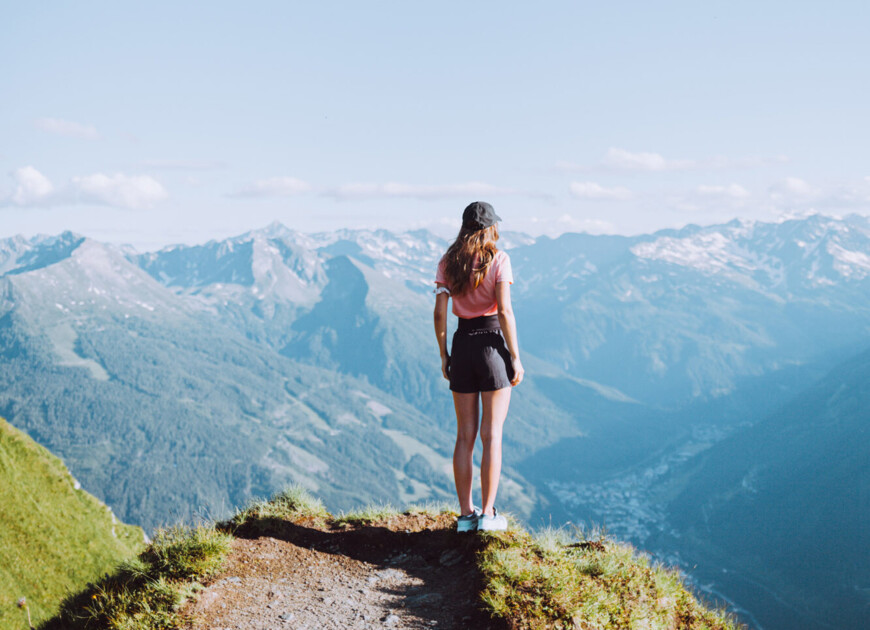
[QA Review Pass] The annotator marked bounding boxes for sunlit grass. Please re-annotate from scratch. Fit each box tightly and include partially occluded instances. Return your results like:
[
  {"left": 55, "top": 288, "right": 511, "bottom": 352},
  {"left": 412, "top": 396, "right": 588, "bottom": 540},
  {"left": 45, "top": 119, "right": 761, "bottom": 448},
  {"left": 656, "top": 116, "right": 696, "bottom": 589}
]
[
  {"left": 224, "top": 484, "right": 330, "bottom": 530},
  {"left": 44, "top": 525, "right": 231, "bottom": 630},
  {"left": 39, "top": 487, "right": 742, "bottom": 630},
  {"left": 477, "top": 525, "right": 744, "bottom": 630},
  {"left": 335, "top": 502, "right": 401, "bottom": 526}
]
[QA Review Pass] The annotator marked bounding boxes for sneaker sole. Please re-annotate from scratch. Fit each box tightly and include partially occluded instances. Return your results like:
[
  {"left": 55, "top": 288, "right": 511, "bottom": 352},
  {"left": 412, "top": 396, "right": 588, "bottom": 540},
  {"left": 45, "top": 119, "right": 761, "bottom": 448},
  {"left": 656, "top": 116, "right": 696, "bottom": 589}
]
[
  {"left": 456, "top": 520, "right": 479, "bottom": 532},
  {"left": 477, "top": 516, "right": 508, "bottom": 531}
]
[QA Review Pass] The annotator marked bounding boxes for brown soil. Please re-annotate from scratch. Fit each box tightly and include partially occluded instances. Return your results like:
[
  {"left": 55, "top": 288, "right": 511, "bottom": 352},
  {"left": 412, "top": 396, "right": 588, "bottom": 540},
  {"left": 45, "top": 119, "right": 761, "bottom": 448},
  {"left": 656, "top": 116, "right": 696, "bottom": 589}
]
[{"left": 179, "top": 514, "right": 509, "bottom": 629}]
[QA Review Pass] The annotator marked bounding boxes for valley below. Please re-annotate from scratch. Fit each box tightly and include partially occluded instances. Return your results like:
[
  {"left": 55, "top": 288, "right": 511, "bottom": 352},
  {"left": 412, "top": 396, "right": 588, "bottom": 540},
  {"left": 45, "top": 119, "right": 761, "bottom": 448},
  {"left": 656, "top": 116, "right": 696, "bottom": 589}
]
[{"left": 2, "top": 213, "right": 869, "bottom": 630}]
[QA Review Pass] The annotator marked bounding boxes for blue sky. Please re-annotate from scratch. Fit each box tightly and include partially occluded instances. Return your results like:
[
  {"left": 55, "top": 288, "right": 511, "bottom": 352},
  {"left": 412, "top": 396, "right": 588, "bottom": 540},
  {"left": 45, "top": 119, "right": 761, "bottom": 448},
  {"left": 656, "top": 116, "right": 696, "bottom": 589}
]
[{"left": 2, "top": 1, "right": 869, "bottom": 249}]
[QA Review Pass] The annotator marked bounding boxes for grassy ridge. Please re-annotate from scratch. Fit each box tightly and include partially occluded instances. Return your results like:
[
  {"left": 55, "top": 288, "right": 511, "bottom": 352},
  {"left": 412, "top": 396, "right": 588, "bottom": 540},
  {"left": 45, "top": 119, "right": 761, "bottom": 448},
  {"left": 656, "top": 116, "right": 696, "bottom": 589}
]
[
  {"left": 0, "top": 418, "right": 144, "bottom": 628},
  {"left": 42, "top": 486, "right": 742, "bottom": 630}
]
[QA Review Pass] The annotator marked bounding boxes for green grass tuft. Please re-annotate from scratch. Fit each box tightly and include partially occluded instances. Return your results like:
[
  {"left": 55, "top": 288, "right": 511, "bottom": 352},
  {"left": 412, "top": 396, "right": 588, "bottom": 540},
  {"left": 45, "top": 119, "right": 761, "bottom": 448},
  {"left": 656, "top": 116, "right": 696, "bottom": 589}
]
[
  {"left": 477, "top": 526, "right": 744, "bottom": 630},
  {"left": 43, "top": 525, "right": 231, "bottom": 630},
  {"left": 141, "top": 525, "right": 231, "bottom": 581},
  {"left": 225, "top": 484, "right": 330, "bottom": 529},
  {"left": 335, "top": 502, "right": 401, "bottom": 526}
]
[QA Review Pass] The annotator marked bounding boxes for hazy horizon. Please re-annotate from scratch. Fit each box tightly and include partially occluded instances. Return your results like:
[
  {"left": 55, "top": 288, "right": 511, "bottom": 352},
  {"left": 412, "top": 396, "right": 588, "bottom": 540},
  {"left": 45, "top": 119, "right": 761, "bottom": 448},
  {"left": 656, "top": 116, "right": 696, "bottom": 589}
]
[
  {"left": 3, "top": 2, "right": 870, "bottom": 250},
  {"left": 5, "top": 209, "right": 866, "bottom": 254}
]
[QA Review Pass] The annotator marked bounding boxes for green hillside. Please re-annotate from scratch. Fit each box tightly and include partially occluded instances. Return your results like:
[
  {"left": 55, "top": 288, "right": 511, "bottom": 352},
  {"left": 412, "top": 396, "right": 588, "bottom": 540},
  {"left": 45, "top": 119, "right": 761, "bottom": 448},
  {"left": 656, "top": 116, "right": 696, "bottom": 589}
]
[{"left": 0, "top": 417, "right": 144, "bottom": 628}]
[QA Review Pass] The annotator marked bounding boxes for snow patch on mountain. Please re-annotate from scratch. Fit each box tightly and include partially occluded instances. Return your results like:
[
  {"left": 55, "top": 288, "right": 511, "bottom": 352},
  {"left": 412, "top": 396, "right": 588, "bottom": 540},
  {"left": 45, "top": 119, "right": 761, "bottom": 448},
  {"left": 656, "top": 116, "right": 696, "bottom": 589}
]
[
  {"left": 629, "top": 231, "right": 780, "bottom": 285},
  {"left": 827, "top": 241, "right": 870, "bottom": 279}
]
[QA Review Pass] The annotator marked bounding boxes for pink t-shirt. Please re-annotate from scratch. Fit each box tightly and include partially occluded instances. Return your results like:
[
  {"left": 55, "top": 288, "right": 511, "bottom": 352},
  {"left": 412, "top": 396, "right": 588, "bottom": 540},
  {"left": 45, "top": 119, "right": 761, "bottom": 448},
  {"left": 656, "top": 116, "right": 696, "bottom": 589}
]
[{"left": 435, "top": 250, "right": 513, "bottom": 318}]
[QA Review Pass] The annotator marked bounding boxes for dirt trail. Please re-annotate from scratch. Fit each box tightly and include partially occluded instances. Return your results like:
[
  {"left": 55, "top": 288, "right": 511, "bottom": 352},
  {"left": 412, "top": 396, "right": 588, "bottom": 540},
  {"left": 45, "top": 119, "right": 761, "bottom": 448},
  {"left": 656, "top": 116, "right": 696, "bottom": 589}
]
[{"left": 180, "top": 514, "right": 508, "bottom": 629}]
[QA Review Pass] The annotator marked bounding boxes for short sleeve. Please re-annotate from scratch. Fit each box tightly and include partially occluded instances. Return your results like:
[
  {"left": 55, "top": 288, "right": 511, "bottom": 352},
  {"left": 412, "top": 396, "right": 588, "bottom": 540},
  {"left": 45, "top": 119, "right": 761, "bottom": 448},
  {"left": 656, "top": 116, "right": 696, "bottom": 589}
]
[
  {"left": 435, "top": 256, "right": 447, "bottom": 286},
  {"left": 495, "top": 251, "right": 513, "bottom": 284}
]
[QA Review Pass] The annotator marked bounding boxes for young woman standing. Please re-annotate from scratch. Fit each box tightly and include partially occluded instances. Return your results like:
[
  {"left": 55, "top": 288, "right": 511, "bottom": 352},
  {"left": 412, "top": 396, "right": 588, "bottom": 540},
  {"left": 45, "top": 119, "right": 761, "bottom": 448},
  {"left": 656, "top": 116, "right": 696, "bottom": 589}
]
[{"left": 433, "top": 201, "right": 524, "bottom": 532}]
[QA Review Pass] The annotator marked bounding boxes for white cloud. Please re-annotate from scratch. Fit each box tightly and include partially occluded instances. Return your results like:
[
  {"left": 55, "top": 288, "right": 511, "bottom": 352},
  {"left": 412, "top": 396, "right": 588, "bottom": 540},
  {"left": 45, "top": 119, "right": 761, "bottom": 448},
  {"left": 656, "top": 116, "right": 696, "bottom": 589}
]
[
  {"left": 696, "top": 184, "right": 751, "bottom": 199},
  {"left": 768, "top": 176, "right": 820, "bottom": 200},
  {"left": 3, "top": 168, "right": 167, "bottom": 209},
  {"left": 229, "top": 176, "right": 312, "bottom": 198},
  {"left": 601, "top": 148, "right": 695, "bottom": 171},
  {"left": 327, "top": 181, "right": 535, "bottom": 201},
  {"left": 71, "top": 173, "right": 168, "bottom": 208},
  {"left": 34, "top": 117, "right": 100, "bottom": 140},
  {"left": 569, "top": 181, "right": 632, "bottom": 200},
  {"left": 8, "top": 166, "right": 55, "bottom": 205}
]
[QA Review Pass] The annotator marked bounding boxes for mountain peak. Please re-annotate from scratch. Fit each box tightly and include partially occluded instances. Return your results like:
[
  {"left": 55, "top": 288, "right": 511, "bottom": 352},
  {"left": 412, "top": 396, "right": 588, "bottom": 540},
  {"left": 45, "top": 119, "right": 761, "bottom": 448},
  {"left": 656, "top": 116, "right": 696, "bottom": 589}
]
[
  {"left": 1, "top": 231, "right": 87, "bottom": 277},
  {"left": 244, "top": 220, "right": 300, "bottom": 241}
]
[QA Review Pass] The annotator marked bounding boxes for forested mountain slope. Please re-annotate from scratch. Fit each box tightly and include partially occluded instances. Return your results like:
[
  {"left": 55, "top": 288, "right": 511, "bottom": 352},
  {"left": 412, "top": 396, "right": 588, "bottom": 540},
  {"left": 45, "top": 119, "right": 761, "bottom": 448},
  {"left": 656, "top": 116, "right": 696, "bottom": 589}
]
[{"left": 658, "top": 345, "right": 870, "bottom": 630}]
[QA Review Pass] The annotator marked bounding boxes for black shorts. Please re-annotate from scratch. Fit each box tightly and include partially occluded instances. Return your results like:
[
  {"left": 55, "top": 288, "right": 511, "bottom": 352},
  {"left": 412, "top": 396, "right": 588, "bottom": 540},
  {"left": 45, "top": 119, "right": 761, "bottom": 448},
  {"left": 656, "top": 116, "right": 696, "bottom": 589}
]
[{"left": 449, "top": 315, "right": 514, "bottom": 393}]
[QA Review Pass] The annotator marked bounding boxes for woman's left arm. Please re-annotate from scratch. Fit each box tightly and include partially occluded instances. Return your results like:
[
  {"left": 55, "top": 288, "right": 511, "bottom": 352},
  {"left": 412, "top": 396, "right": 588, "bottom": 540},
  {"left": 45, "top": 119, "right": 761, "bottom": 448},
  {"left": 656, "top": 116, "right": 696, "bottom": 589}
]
[
  {"left": 433, "top": 284, "right": 450, "bottom": 379},
  {"left": 496, "top": 280, "right": 524, "bottom": 387}
]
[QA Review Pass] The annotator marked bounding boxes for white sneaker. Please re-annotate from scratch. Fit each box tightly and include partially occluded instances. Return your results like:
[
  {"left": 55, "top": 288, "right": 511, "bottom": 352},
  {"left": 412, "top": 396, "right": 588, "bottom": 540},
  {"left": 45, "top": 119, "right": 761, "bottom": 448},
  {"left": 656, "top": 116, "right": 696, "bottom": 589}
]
[
  {"left": 456, "top": 506, "right": 481, "bottom": 532},
  {"left": 477, "top": 508, "right": 507, "bottom": 531}
]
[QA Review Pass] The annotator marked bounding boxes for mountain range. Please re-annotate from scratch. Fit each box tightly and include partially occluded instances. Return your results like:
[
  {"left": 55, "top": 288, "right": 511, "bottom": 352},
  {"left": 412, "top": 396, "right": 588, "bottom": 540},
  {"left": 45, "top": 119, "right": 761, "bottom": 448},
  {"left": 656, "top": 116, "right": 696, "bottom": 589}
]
[{"left": 1, "top": 212, "right": 869, "bottom": 629}]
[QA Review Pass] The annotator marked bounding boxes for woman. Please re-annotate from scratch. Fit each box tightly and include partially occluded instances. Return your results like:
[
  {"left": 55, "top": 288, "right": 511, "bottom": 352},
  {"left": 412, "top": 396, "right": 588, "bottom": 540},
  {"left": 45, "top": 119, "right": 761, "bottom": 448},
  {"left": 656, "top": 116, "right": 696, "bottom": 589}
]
[{"left": 433, "top": 201, "right": 524, "bottom": 532}]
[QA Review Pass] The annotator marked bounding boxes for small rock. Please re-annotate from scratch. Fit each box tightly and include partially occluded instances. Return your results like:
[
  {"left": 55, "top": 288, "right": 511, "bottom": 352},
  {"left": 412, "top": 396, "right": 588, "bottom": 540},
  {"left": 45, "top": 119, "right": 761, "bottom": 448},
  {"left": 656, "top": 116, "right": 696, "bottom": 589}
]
[
  {"left": 322, "top": 597, "right": 334, "bottom": 605},
  {"left": 279, "top": 612, "right": 295, "bottom": 622},
  {"left": 225, "top": 576, "right": 242, "bottom": 584},
  {"left": 383, "top": 613, "right": 400, "bottom": 626}
]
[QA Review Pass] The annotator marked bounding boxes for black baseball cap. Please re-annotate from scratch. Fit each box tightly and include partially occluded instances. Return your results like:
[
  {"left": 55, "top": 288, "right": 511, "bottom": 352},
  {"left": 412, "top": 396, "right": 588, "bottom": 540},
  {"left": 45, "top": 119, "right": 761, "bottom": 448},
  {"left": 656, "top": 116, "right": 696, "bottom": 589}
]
[{"left": 462, "top": 201, "right": 502, "bottom": 230}]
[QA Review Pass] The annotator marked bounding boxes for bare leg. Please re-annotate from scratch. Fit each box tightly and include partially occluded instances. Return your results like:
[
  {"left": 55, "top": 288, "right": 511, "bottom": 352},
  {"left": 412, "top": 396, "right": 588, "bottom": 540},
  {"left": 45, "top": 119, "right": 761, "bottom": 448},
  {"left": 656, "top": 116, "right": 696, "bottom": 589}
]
[
  {"left": 452, "top": 392, "right": 480, "bottom": 516},
  {"left": 480, "top": 387, "right": 511, "bottom": 516}
]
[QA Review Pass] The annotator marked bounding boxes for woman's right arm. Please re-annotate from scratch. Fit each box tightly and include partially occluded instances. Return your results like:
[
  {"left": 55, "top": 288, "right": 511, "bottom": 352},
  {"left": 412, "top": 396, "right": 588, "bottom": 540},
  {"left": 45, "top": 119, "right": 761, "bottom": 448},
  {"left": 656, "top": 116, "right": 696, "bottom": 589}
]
[
  {"left": 495, "top": 281, "right": 524, "bottom": 386},
  {"left": 434, "top": 284, "right": 450, "bottom": 380}
]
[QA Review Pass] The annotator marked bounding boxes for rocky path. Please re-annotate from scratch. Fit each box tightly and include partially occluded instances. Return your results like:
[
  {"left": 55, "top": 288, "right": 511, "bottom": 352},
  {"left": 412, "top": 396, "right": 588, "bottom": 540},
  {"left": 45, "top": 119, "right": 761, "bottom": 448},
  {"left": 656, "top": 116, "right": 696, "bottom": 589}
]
[{"left": 180, "top": 514, "right": 507, "bottom": 630}]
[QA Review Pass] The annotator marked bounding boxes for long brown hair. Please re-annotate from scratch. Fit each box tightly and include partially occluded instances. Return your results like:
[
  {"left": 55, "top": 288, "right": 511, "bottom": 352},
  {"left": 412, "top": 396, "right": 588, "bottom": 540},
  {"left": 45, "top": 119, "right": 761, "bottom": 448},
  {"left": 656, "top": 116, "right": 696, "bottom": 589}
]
[{"left": 442, "top": 223, "right": 500, "bottom": 296}]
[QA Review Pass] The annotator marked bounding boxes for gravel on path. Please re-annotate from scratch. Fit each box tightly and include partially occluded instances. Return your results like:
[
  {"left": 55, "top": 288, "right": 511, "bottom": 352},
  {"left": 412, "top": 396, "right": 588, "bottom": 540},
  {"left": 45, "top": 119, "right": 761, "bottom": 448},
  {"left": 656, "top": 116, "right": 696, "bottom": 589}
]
[{"left": 180, "top": 514, "right": 507, "bottom": 630}]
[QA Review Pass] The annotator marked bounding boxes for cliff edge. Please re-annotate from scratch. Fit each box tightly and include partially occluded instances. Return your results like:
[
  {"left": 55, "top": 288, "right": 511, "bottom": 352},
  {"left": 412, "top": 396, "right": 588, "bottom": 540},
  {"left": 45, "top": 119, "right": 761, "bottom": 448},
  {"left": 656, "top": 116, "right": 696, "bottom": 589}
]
[{"left": 43, "top": 487, "right": 743, "bottom": 629}]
